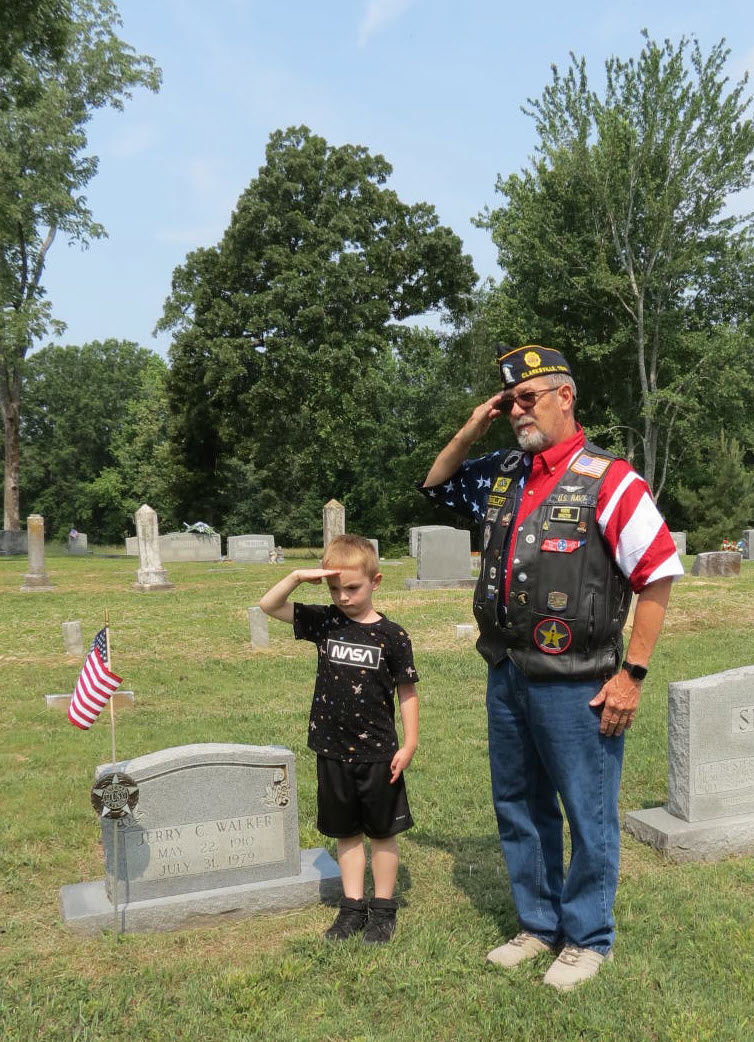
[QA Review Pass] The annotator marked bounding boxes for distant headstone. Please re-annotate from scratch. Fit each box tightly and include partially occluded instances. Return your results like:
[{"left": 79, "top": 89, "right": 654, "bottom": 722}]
[
  {"left": 62, "top": 620, "right": 84, "bottom": 657},
  {"left": 741, "top": 530, "right": 754, "bottom": 562},
  {"left": 159, "top": 531, "right": 221, "bottom": 562},
  {"left": 322, "top": 500, "right": 345, "bottom": 549},
  {"left": 408, "top": 525, "right": 453, "bottom": 558},
  {"left": 46, "top": 691, "right": 135, "bottom": 711},
  {"left": 228, "top": 534, "right": 275, "bottom": 562},
  {"left": 456, "top": 624, "right": 475, "bottom": 640},
  {"left": 133, "top": 504, "right": 174, "bottom": 591},
  {"left": 248, "top": 607, "right": 269, "bottom": 649},
  {"left": 20, "top": 514, "right": 54, "bottom": 591},
  {"left": 125, "top": 536, "right": 138, "bottom": 556},
  {"left": 691, "top": 551, "right": 741, "bottom": 577},
  {"left": 0, "top": 530, "right": 28, "bottom": 555},
  {"left": 368, "top": 538, "right": 379, "bottom": 559},
  {"left": 59, "top": 743, "right": 340, "bottom": 934},
  {"left": 406, "top": 528, "right": 474, "bottom": 590},
  {"left": 670, "top": 531, "right": 687, "bottom": 557},
  {"left": 67, "top": 532, "right": 88, "bottom": 555},
  {"left": 625, "top": 666, "right": 754, "bottom": 861}
]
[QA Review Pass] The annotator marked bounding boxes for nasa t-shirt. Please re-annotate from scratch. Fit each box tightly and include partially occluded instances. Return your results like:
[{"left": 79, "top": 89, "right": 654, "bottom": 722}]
[{"left": 293, "top": 603, "right": 419, "bottom": 763}]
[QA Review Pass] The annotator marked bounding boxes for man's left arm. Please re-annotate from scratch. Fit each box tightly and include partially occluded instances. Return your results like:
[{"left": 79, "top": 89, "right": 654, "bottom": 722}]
[{"left": 589, "top": 577, "right": 673, "bottom": 736}]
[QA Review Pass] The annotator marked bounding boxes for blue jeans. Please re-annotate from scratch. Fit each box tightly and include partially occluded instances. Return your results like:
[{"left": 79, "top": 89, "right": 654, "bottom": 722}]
[{"left": 486, "top": 658, "right": 624, "bottom": 955}]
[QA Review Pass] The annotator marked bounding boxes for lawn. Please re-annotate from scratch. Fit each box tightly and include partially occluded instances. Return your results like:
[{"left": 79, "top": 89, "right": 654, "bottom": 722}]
[{"left": 1, "top": 549, "right": 753, "bottom": 1042}]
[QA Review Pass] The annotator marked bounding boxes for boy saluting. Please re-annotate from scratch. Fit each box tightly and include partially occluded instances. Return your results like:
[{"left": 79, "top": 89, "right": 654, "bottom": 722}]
[{"left": 260, "top": 534, "right": 419, "bottom": 943}]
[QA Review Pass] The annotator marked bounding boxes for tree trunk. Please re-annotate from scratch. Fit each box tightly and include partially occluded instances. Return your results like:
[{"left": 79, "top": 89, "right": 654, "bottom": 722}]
[{"left": 2, "top": 376, "right": 21, "bottom": 531}]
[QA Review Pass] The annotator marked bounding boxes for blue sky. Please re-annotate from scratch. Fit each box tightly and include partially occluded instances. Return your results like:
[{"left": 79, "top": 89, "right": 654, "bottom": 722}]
[{"left": 40, "top": 0, "right": 754, "bottom": 358}]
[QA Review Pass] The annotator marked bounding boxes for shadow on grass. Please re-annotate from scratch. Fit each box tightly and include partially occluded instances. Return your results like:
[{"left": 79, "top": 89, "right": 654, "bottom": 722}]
[{"left": 411, "top": 830, "right": 517, "bottom": 933}]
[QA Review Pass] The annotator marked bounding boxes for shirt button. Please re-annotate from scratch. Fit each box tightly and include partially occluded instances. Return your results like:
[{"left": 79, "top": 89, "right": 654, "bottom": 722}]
[
  {"left": 525, "top": 534, "right": 535, "bottom": 544},
  {"left": 527, "top": 490, "right": 534, "bottom": 496}
]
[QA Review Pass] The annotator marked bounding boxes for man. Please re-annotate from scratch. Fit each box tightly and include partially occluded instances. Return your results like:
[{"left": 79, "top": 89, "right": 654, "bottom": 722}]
[{"left": 420, "top": 344, "right": 682, "bottom": 991}]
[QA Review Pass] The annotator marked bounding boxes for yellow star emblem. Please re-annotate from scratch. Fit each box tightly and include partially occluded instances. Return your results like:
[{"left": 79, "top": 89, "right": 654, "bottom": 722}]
[{"left": 541, "top": 622, "right": 567, "bottom": 649}]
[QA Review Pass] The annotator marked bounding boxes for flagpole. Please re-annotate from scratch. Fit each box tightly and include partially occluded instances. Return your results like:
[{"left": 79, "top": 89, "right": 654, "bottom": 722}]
[{"left": 104, "top": 609, "right": 120, "bottom": 940}]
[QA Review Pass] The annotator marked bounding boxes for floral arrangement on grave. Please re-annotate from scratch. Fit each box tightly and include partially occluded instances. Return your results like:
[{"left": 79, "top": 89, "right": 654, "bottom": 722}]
[
  {"left": 720, "top": 538, "right": 745, "bottom": 552},
  {"left": 182, "top": 521, "right": 218, "bottom": 537}
]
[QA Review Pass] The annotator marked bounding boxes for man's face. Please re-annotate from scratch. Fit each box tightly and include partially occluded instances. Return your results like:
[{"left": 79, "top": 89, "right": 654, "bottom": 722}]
[{"left": 501, "top": 377, "right": 573, "bottom": 453}]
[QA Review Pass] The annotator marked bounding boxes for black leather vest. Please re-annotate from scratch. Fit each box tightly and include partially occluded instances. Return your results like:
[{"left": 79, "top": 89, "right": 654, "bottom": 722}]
[{"left": 472, "top": 441, "right": 632, "bottom": 680}]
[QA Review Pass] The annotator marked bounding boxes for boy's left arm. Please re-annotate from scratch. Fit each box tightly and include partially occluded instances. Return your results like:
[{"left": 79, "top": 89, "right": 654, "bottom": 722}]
[{"left": 390, "top": 683, "right": 419, "bottom": 783}]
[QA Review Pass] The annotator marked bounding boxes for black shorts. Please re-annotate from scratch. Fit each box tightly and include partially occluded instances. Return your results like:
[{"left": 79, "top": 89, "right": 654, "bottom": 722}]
[{"left": 316, "top": 755, "right": 414, "bottom": 840}]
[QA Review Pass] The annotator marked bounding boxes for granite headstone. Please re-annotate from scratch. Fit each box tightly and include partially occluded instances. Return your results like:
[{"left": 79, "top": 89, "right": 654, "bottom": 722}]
[
  {"left": 59, "top": 743, "right": 340, "bottom": 934},
  {"left": 691, "top": 551, "right": 741, "bottom": 577},
  {"left": 405, "top": 528, "right": 474, "bottom": 590},
  {"left": 228, "top": 535, "right": 275, "bottom": 562}
]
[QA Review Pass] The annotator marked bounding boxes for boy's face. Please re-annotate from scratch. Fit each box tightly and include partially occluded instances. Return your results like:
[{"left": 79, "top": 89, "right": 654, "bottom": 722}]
[{"left": 326, "top": 566, "right": 382, "bottom": 621}]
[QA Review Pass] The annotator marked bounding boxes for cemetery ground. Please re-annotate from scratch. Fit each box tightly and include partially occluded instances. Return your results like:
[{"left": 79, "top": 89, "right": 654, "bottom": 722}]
[{"left": 1, "top": 550, "right": 754, "bottom": 1042}]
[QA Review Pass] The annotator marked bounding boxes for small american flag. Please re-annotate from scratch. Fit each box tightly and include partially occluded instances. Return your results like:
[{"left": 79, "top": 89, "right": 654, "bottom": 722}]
[
  {"left": 570, "top": 454, "right": 610, "bottom": 479},
  {"left": 67, "top": 629, "right": 123, "bottom": 731}
]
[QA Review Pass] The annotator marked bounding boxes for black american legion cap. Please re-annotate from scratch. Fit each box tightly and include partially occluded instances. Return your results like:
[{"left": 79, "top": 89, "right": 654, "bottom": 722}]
[{"left": 496, "top": 344, "right": 571, "bottom": 389}]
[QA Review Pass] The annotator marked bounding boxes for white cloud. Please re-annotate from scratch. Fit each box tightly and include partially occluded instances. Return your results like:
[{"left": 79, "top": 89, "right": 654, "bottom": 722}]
[{"left": 358, "top": 0, "right": 417, "bottom": 48}]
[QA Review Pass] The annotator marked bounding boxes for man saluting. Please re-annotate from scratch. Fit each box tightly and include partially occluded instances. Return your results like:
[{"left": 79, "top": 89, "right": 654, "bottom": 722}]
[{"left": 420, "top": 345, "right": 683, "bottom": 990}]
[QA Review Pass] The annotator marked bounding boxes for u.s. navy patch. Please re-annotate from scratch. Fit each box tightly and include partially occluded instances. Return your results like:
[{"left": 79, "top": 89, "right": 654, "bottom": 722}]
[
  {"left": 327, "top": 639, "right": 382, "bottom": 670},
  {"left": 492, "top": 476, "right": 512, "bottom": 494},
  {"left": 550, "top": 506, "right": 581, "bottom": 523},
  {"left": 569, "top": 454, "right": 610, "bottom": 479},
  {"left": 533, "top": 618, "right": 572, "bottom": 654}
]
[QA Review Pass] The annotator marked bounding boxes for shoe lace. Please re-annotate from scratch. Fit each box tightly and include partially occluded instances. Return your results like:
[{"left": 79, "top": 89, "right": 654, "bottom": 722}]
[{"left": 558, "top": 946, "right": 584, "bottom": 966}]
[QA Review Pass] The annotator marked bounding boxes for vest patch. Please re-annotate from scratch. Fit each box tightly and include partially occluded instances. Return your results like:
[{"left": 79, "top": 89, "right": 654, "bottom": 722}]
[
  {"left": 541, "top": 538, "right": 585, "bottom": 553},
  {"left": 550, "top": 506, "right": 581, "bottom": 523},
  {"left": 533, "top": 618, "right": 572, "bottom": 654},
  {"left": 487, "top": 494, "right": 507, "bottom": 507},
  {"left": 327, "top": 639, "right": 382, "bottom": 670},
  {"left": 492, "top": 476, "right": 512, "bottom": 493},
  {"left": 570, "top": 454, "right": 610, "bottom": 479}
]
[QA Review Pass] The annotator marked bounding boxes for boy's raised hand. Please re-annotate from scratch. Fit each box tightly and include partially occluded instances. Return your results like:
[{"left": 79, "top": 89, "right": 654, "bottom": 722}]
[{"left": 295, "top": 568, "right": 341, "bottom": 584}]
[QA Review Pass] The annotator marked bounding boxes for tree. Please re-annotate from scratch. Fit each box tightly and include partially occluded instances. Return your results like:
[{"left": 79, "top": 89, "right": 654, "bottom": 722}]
[
  {"left": 159, "top": 126, "right": 477, "bottom": 543},
  {"left": 0, "top": 1, "right": 72, "bottom": 76},
  {"left": 673, "top": 431, "right": 754, "bottom": 553},
  {"left": 0, "top": 0, "right": 160, "bottom": 529},
  {"left": 481, "top": 33, "right": 754, "bottom": 496},
  {"left": 19, "top": 340, "right": 169, "bottom": 540}
]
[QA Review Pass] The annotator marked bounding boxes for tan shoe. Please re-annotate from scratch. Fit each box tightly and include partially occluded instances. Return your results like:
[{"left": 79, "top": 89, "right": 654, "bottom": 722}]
[
  {"left": 542, "top": 945, "right": 613, "bottom": 991},
  {"left": 486, "top": 931, "right": 555, "bottom": 968}
]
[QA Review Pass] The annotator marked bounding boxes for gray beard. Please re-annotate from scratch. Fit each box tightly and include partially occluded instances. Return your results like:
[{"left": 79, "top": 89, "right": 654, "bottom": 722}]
[{"left": 515, "top": 426, "right": 551, "bottom": 453}]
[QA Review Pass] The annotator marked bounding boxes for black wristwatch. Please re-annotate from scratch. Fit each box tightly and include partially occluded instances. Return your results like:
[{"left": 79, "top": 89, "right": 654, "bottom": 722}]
[{"left": 622, "top": 660, "right": 648, "bottom": 682}]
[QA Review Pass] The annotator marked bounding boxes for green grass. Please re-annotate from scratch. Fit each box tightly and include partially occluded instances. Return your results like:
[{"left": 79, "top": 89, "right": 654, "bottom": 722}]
[{"left": 1, "top": 550, "right": 754, "bottom": 1041}]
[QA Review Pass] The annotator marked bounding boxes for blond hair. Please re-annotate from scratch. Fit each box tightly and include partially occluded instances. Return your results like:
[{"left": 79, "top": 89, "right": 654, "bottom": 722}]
[{"left": 322, "top": 534, "right": 379, "bottom": 578}]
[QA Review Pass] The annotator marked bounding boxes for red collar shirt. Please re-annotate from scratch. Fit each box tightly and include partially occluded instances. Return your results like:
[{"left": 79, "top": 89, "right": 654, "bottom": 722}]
[{"left": 421, "top": 426, "right": 683, "bottom": 603}]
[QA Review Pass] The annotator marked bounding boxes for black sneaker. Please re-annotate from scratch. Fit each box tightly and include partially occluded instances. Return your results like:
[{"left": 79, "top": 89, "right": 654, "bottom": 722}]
[
  {"left": 363, "top": 898, "right": 398, "bottom": 944},
  {"left": 324, "top": 898, "right": 368, "bottom": 941}
]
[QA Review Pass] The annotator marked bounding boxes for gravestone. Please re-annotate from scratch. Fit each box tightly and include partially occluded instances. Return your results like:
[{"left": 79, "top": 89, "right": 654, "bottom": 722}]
[
  {"left": 62, "top": 620, "right": 84, "bottom": 657},
  {"left": 133, "top": 504, "right": 174, "bottom": 591},
  {"left": 248, "top": 607, "right": 269, "bottom": 649},
  {"left": 46, "top": 691, "right": 135, "bottom": 711},
  {"left": 368, "top": 538, "right": 379, "bottom": 559},
  {"left": 670, "top": 531, "right": 687, "bottom": 557},
  {"left": 456, "top": 624, "right": 475, "bottom": 640},
  {"left": 159, "top": 531, "right": 221, "bottom": 562},
  {"left": 0, "top": 530, "right": 28, "bottom": 554},
  {"left": 408, "top": 525, "right": 453, "bottom": 558},
  {"left": 405, "top": 528, "right": 474, "bottom": 590},
  {"left": 20, "top": 514, "right": 54, "bottom": 591},
  {"left": 67, "top": 533, "right": 88, "bottom": 555},
  {"left": 125, "top": 536, "right": 138, "bottom": 556},
  {"left": 741, "top": 530, "right": 754, "bottom": 562},
  {"left": 228, "top": 534, "right": 275, "bottom": 562},
  {"left": 691, "top": 551, "right": 741, "bottom": 577},
  {"left": 322, "top": 500, "right": 345, "bottom": 549},
  {"left": 625, "top": 666, "right": 754, "bottom": 861},
  {"left": 59, "top": 743, "right": 340, "bottom": 934}
]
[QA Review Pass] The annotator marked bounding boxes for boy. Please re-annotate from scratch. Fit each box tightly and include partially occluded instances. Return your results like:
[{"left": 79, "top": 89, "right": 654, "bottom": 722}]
[{"left": 259, "top": 534, "right": 419, "bottom": 944}]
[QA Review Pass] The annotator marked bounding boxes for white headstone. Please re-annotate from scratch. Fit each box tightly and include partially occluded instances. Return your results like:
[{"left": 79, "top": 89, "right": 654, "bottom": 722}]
[
  {"left": 20, "top": 514, "right": 54, "bottom": 591},
  {"left": 248, "top": 607, "right": 269, "bottom": 648},
  {"left": 322, "top": 500, "right": 345, "bottom": 549},
  {"left": 228, "top": 535, "right": 275, "bottom": 562},
  {"left": 134, "top": 505, "right": 174, "bottom": 591},
  {"left": 408, "top": 525, "right": 453, "bottom": 557},
  {"left": 62, "top": 620, "right": 84, "bottom": 657}
]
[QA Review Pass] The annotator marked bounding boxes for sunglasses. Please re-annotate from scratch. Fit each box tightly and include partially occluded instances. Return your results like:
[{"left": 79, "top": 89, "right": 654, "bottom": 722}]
[{"left": 497, "top": 386, "right": 559, "bottom": 414}]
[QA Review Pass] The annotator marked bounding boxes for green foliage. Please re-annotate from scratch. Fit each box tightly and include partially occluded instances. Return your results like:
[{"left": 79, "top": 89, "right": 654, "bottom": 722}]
[
  {"left": 672, "top": 431, "right": 754, "bottom": 553},
  {"left": 0, "top": 0, "right": 161, "bottom": 527},
  {"left": 159, "top": 126, "right": 478, "bottom": 543},
  {"left": 481, "top": 32, "right": 754, "bottom": 501},
  {"left": 18, "top": 340, "right": 173, "bottom": 540}
]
